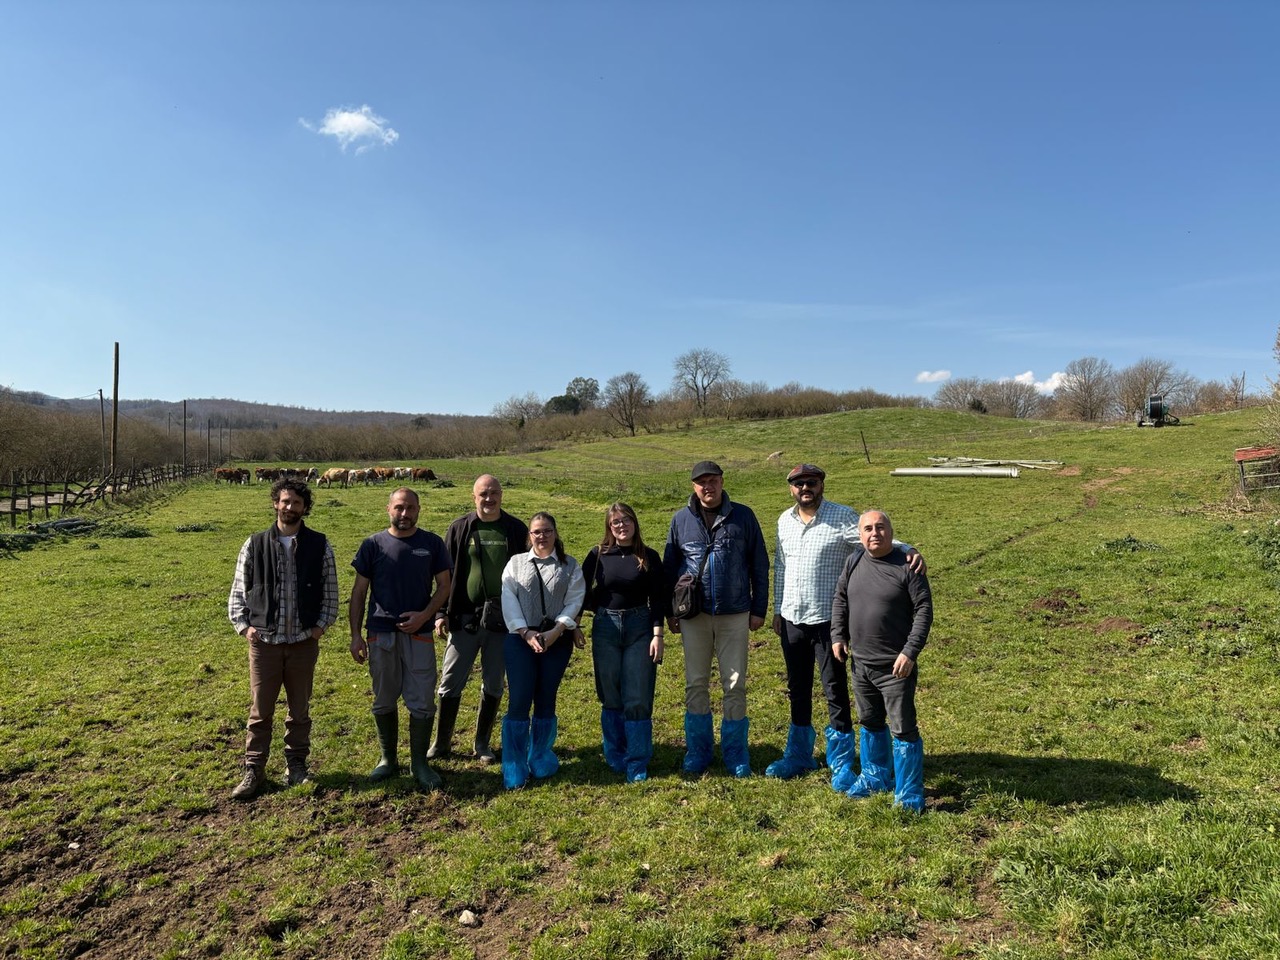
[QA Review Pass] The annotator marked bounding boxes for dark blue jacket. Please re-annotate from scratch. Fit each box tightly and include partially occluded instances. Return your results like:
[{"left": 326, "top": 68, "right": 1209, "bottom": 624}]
[{"left": 663, "top": 493, "right": 769, "bottom": 618}]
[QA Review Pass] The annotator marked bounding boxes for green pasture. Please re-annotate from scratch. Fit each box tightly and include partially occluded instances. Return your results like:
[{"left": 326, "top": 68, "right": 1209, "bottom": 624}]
[{"left": 2, "top": 407, "right": 1279, "bottom": 959}]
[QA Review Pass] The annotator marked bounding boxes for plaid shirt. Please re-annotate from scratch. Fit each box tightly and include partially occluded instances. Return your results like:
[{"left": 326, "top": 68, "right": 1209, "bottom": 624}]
[
  {"left": 228, "top": 532, "right": 339, "bottom": 644},
  {"left": 773, "top": 499, "right": 861, "bottom": 626}
]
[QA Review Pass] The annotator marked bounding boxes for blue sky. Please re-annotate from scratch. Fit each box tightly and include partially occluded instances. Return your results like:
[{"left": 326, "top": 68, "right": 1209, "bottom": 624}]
[{"left": 2, "top": 1, "right": 1276, "bottom": 415}]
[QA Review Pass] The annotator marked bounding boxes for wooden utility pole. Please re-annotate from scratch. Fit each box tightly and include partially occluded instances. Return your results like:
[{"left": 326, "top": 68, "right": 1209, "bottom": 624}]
[
  {"left": 98, "top": 389, "right": 107, "bottom": 477},
  {"left": 109, "top": 342, "right": 120, "bottom": 474},
  {"left": 182, "top": 400, "right": 188, "bottom": 471}
]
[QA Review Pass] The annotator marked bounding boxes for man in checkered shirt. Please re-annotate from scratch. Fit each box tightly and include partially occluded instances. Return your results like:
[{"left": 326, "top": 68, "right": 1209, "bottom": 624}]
[
  {"left": 766, "top": 464, "right": 922, "bottom": 790},
  {"left": 228, "top": 478, "right": 339, "bottom": 800}
]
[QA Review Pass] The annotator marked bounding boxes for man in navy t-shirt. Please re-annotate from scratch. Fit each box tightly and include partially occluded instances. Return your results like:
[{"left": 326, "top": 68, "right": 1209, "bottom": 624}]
[{"left": 350, "top": 487, "right": 452, "bottom": 791}]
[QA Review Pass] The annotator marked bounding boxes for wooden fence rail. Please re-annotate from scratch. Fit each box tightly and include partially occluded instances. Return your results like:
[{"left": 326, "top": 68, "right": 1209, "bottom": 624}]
[{"left": 2, "top": 463, "right": 213, "bottom": 528}]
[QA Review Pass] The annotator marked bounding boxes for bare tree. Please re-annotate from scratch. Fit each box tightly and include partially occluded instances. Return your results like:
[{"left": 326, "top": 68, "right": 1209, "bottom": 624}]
[
  {"left": 1054, "top": 356, "right": 1117, "bottom": 421},
  {"left": 492, "top": 392, "right": 544, "bottom": 428},
  {"left": 933, "top": 377, "right": 987, "bottom": 412},
  {"left": 602, "top": 372, "right": 651, "bottom": 436},
  {"left": 985, "top": 379, "right": 1043, "bottom": 419},
  {"left": 672, "top": 348, "right": 730, "bottom": 417},
  {"left": 1114, "top": 357, "right": 1198, "bottom": 417}
]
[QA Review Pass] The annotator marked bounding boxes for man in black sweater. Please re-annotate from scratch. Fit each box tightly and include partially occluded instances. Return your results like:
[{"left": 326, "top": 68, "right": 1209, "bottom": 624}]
[{"left": 830, "top": 510, "right": 932, "bottom": 811}]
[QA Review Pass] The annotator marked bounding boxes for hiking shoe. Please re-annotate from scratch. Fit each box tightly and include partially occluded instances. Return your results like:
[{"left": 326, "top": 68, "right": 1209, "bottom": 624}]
[
  {"left": 231, "top": 765, "right": 264, "bottom": 801},
  {"left": 286, "top": 759, "right": 313, "bottom": 787}
]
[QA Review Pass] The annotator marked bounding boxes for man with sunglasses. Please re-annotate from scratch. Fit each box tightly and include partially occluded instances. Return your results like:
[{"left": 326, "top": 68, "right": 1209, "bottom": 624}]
[{"left": 767, "top": 464, "right": 923, "bottom": 791}]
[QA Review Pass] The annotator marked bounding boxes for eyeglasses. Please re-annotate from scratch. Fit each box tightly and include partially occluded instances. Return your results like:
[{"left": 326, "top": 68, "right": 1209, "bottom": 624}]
[
  {"left": 790, "top": 478, "right": 821, "bottom": 489},
  {"left": 609, "top": 518, "right": 634, "bottom": 529},
  {"left": 530, "top": 529, "right": 556, "bottom": 538}
]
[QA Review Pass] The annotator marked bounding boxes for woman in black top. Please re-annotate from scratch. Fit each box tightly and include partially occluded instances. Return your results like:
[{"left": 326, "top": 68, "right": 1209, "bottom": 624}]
[{"left": 580, "top": 502, "right": 665, "bottom": 782}]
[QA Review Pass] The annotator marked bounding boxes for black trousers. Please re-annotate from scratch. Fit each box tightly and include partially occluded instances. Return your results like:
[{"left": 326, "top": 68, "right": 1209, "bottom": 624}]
[{"left": 778, "top": 618, "right": 852, "bottom": 732}]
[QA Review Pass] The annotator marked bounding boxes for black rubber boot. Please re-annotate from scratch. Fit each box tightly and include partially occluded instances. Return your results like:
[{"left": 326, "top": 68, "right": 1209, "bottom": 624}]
[
  {"left": 370, "top": 712, "right": 400, "bottom": 782},
  {"left": 427, "top": 696, "right": 461, "bottom": 759},
  {"left": 473, "top": 693, "right": 502, "bottom": 764},
  {"left": 409, "top": 715, "right": 443, "bottom": 792}
]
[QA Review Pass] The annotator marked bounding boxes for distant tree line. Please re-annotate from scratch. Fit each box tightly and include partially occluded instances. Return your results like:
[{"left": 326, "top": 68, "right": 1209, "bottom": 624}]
[
  {"left": 930, "top": 356, "right": 1254, "bottom": 422},
  {"left": 1, "top": 346, "right": 1263, "bottom": 479},
  {"left": 492, "top": 348, "right": 927, "bottom": 439}
]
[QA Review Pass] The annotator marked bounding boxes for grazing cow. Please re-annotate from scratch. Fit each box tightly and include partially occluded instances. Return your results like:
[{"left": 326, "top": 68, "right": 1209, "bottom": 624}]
[
  {"left": 305, "top": 467, "right": 319, "bottom": 483},
  {"left": 411, "top": 467, "right": 437, "bottom": 481},
  {"left": 371, "top": 466, "right": 395, "bottom": 482},
  {"left": 319, "top": 467, "right": 348, "bottom": 488},
  {"left": 394, "top": 467, "right": 411, "bottom": 479},
  {"left": 255, "top": 467, "right": 271, "bottom": 482},
  {"left": 217, "top": 467, "right": 250, "bottom": 484},
  {"left": 348, "top": 468, "right": 369, "bottom": 485}
]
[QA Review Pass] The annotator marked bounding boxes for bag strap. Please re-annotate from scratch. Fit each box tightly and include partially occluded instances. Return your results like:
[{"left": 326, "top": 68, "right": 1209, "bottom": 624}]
[
  {"left": 532, "top": 558, "right": 553, "bottom": 619},
  {"left": 693, "top": 523, "right": 717, "bottom": 581}
]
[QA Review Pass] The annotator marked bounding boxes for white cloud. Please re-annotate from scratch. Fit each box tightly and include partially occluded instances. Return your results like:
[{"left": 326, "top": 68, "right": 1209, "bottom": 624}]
[
  {"left": 299, "top": 104, "right": 399, "bottom": 154},
  {"left": 916, "top": 370, "right": 951, "bottom": 383},
  {"left": 1004, "top": 370, "right": 1065, "bottom": 394}
]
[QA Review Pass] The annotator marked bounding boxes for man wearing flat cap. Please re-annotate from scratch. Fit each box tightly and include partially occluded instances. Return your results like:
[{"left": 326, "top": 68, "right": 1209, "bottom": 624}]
[
  {"left": 767, "top": 464, "right": 923, "bottom": 791},
  {"left": 663, "top": 460, "right": 769, "bottom": 777}
]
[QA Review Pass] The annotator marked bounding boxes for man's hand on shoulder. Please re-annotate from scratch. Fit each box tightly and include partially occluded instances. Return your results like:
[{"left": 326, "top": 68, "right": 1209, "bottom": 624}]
[{"left": 904, "top": 549, "right": 926, "bottom": 575}]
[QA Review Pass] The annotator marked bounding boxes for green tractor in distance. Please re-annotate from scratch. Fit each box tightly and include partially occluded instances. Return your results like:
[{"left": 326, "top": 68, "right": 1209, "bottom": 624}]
[{"left": 1136, "top": 394, "right": 1180, "bottom": 427}]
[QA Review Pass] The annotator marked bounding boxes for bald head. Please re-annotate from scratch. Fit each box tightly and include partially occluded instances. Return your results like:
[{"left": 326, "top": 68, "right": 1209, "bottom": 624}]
[
  {"left": 858, "top": 510, "right": 894, "bottom": 558},
  {"left": 473, "top": 474, "right": 503, "bottom": 521}
]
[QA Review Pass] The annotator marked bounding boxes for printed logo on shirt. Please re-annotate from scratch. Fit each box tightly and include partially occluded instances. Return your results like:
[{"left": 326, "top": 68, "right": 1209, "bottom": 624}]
[{"left": 412, "top": 549, "right": 433, "bottom": 558}]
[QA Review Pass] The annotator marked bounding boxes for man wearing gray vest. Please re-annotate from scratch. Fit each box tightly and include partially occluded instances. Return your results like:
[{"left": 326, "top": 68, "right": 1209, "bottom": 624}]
[{"left": 228, "top": 479, "right": 339, "bottom": 801}]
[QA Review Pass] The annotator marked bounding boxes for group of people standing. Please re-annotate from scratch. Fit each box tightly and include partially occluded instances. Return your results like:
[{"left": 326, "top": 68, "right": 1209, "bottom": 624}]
[{"left": 226, "top": 459, "right": 933, "bottom": 812}]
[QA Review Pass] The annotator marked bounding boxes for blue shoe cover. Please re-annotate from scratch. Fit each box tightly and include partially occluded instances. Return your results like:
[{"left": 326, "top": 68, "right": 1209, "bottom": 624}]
[
  {"left": 529, "top": 716, "right": 560, "bottom": 779},
  {"left": 682, "top": 712, "right": 714, "bottom": 774},
  {"left": 847, "top": 727, "right": 893, "bottom": 798},
  {"left": 721, "top": 716, "right": 752, "bottom": 778},
  {"left": 624, "top": 718, "right": 653, "bottom": 783},
  {"left": 501, "top": 716, "right": 530, "bottom": 790},
  {"left": 892, "top": 735, "right": 925, "bottom": 812},
  {"left": 601, "top": 708, "right": 627, "bottom": 773},
  {"left": 765, "top": 724, "right": 818, "bottom": 779},
  {"left": 824, "top": 726, "right": 857, "bottom": 792}
]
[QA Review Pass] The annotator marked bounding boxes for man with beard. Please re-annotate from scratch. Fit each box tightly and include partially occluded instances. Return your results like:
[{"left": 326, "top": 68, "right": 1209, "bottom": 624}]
[
  {"left": 350, "top": 488, "right": 453, "bottom": 791},
  {"left": 767, "top": 464, "right": 923, "bottom": 790},
  {"left": 429, "top": 474, "right": 529, "bottom": 763},
  {"left": 228, "top": 478, "right": 339, "bottom": 801}
]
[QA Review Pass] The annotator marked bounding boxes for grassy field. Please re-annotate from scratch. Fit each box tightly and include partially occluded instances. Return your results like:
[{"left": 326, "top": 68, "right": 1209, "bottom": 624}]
[{"left": 2, "top": 407, "right": 1279, "bottom": 959}]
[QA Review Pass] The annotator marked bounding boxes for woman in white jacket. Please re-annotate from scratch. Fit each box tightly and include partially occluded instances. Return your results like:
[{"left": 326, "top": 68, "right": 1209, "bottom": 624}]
[{"left": 499, "top": 512, "right": 585, "bottom": 789}]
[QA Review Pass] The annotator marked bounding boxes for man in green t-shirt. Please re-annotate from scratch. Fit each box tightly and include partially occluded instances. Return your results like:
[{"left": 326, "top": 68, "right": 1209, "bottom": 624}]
[{"left": 430, "top": 474, "right": 529, "bottom": 762}]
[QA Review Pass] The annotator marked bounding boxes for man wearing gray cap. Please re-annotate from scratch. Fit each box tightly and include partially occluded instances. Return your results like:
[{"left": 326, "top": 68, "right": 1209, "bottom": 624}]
[
  {"left": 767, "top": 464, "right": 923, "bottom": 790},
  {"left": 663, "top": 460, "right": 769, "bottom": 777}
]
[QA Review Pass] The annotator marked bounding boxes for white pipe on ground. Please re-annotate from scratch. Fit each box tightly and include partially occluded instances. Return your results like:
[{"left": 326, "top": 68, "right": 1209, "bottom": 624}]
[{"left": 890, "top": 467, "right": 1020, "bottom": 477}]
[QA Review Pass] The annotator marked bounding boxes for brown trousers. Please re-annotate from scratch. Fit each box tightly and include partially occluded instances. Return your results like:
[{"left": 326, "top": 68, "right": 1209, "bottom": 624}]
[{"left": 245, "top": 636, "right": 320, "bottom": 769}]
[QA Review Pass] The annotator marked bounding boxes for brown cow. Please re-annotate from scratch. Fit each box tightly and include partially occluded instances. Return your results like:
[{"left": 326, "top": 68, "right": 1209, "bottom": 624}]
[
  {"left": 411, "top": 467, "right": 437, "bottom": 481},
  {"left": 318, "top": 467, "right": 349, "bottom": 488}
]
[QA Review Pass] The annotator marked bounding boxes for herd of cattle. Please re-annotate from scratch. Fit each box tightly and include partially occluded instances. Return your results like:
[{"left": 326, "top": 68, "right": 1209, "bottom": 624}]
[{"left": 213, "top": 466, "right": 438, "bottom": 487}]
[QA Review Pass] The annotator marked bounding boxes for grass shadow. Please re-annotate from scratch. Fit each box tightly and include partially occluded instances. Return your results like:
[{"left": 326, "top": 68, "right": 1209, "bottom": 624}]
[{"left": 929, "top": 751, "right": 1198, "bottom": 810}]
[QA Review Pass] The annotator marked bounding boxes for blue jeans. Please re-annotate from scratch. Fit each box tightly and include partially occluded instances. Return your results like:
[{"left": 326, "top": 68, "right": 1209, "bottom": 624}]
[
  {"left": 504, "top": 632, "right": 573, "bottom": 720},
  {"left": 852, "top": 659, "right": 919, "bottom": 741},
  {"left": 591, "top": 606, "right": 657, "bottom": 721}
]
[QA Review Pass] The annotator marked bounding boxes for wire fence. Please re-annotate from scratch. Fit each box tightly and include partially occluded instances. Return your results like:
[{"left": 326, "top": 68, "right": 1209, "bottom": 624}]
[{"left": 2, "top": 462, "right": 213, "bottom": 528}]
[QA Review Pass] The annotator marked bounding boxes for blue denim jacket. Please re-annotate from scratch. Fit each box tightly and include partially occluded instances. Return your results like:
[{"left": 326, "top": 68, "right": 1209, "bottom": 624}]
[{"left": 663, "top": 493, "right": 769, "bottom": 618}]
